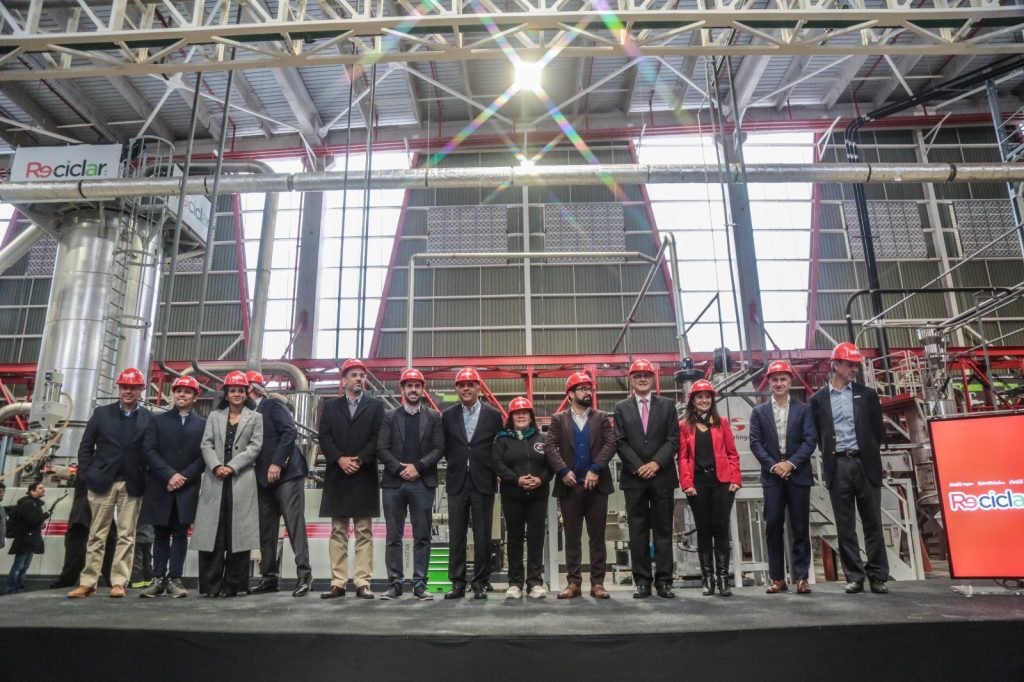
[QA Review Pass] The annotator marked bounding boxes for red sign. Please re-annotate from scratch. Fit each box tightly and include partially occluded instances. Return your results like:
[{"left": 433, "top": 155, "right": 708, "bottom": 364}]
[{"left": 930, "top": 413, "right": 1024, "bottom": 579}]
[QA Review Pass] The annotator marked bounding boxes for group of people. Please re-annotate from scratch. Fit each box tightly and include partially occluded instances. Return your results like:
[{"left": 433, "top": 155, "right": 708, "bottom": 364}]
[{"left": 6, "top": 339, "right": 890, "bottom": 600}]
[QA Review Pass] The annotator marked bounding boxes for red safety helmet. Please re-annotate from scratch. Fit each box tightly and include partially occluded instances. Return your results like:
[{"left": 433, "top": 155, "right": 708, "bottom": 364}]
[
  {"left": 116, "top": 368, "right": 146, "bottom": 387},
  {"left": 341, "top": 358, "right": 368, "bottom": 377},
  {"left": 455, "top": 367, "right": 481, "bottom": 385},
  {"left": 508, "top": 396, "right": 534, "bottom": 414},
  {"left": 565, "top": 371, "right": 594, "bottom": 394},
  {"left": 400, "top": 368, "right": 425, "bottom": 385},
  {"left": 245, "top": 370, "right": 266, "bottom": 386},
  {"left": 765, "top": 360, "right": 795, "bottom": 379},
  {"left": 628, "top": 359, "right": 655, "bottom": 376},
  {"left": 831, "top": 342, "right": 863, "bottom": 364},
  {"left": 171, "top": 376, "right": 200, "bottom": 392},
  {"left": 687, "top": 379, "right": 717, "bottom": 402},
  {"left": 223, "top": 370, "right": 249, "bottom": 387}
]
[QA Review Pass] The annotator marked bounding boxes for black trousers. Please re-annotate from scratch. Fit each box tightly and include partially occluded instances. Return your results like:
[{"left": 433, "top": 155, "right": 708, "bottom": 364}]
[
  {"left": 560, "top": 486, "right": 608, "bottom": 587},
  {"left": 382, "top": 480, "right": 435, "bottom": 588},
  {"left": 152, "top": 502, "right": 190, "bottom": 580},
  {"left": 198, "top": 481, "right": 250, "bottom": 595},
  {"left": 256, "top": 477, "right": 311, "bottom": 581},
  {"left": 501, "top": 492, "right": 547, "bottom": 590},
  {"left": 763, "top": 479, "right": 811, "bottom": 581},
  {"left": 623, "top": 486, "right": 674, "bottom": 587},
  {"left": 829, "top": 456, "right": 889, "bottom": 584},
  {"left": 447, "top": 488, "right": 494, "bottom": 587},
  {"left": 690, "top": 469, "right": 735, "bottom": 555}
]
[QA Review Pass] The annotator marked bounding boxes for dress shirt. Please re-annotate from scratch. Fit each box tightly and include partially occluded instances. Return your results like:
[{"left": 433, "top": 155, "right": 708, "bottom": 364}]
[
  {"left": 570, "top": 406, "right": 591, "bottom": 430},
  {"left": 346, "top": 392, "right": 362, "bottom": 418},
  {"left": 829, "top": 382, "right": 858, "bottom": 451},
  {"left": 462, "top": 400, "right": 481, "bottom": 442},
  {"left": 771, "top": 396, "right": 790, "bottom": 457}
]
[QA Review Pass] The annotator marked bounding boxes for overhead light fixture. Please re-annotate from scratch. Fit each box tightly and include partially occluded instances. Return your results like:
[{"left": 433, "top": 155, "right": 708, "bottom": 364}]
[{"left": 513, "top": 60, "right": 544, "bottom": 94}]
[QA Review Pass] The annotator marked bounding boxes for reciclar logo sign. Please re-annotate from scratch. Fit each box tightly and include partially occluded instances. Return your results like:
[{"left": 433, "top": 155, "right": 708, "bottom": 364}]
[
  {"left": 10, "top": 144, "right": 123, "bottom": 182},
  {"left": 930, "top": 413, "right": 1024, "bottom": 579}
]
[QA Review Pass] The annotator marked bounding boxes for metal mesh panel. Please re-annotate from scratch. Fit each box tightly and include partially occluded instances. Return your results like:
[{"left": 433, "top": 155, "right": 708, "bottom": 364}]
[
  {"left": 543, "top": 202, "right": 626, "bottom": 262},
  {"left": 843, "top": 200, "right": 927, "bottom": 259},
  {"left": 426, "top": 205, "right": 507, "bottom": 265},
  {"left": 953, "top": 200, "right": 1022, "bottom": 258},
  {"left": 26, "top": 236, "right": 57, "bottom": 276}
]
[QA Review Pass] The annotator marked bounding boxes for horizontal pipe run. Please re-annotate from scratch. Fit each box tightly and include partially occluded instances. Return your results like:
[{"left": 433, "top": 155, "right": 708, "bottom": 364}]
[{"left": 3, "top": 163, "right": 1024, "bottom": 201}]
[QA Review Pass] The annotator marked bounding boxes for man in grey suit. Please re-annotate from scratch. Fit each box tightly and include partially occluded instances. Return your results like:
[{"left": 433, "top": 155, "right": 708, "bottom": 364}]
[
  {"left": 613, "top": 359, "right": 680, "bottom": 599},
  {"left": 377, "top": 368, "right": 445, "bottom": 601}
]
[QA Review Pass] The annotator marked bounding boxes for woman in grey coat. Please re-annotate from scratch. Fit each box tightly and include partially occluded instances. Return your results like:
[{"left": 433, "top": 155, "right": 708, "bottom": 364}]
[{"left": 192, "top": 371, "right": 263, "bottom": 597}]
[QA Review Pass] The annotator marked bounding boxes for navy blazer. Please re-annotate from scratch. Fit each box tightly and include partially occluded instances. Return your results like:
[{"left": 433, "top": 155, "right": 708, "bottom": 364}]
[
  {"left": 441, "top": 402, "right": 503, "bottom": 496},
  {"left": 255, "top": 396, "right": 308, "bottom": 487},
  {"left": 140, "top": 408, "right": 206, "bottom": 526},
  {"left": 78, "top": 402, "right": 153, "bottom": 497},
  {"left": 748, "top": 399, "right": 817, "bottom": 488},
  {"left": 809, "top": 382, "right": 885, "bottom": 488}
]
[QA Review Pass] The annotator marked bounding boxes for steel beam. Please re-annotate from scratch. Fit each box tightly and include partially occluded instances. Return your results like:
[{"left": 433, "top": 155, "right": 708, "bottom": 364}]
[
  {"left": 872, "top": 55, "right": 924, "bottom": 108},
  {"left": 0, "top": 81, "right": 74, "bottom": 141}
]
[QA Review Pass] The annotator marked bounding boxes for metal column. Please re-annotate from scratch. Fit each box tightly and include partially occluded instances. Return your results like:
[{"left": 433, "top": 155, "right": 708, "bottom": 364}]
[{"left": 291, "top": 158, "right": 327, "bottom": 359}]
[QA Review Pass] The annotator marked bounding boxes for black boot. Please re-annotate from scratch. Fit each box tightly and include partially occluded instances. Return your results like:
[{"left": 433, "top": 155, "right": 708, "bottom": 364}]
[
  {"left": 715, "top": 549, "right": 732, "bottom": 597},
  {"left": 698, "top": 550, "right": 715, "bottom": 596}
]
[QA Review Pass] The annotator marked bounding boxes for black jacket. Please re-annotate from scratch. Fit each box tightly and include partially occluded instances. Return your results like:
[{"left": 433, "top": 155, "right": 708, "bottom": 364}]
[
  {"left": 613, "top": 394, "right": 681, "bottom": 490},
  {"left": 8, "top": 496, "right": 47, "bottom": 555},
  {"left": 377, "top": 406, "right": 445, "bottom": 489},
  {"left": 544, "top": 409, "right": 617, "bottom": 498},
  {"left": 441, "top": 402, "right": 504, "bottom": 495},
  {"left": 492, "top": 431, "right": 552, "bottom": 499},
  {"left": 318, "top": 394, "right": 385, "bottom": 518},
  {"left": 78, "top": 402, "right": 153, "bottom": 497},
  {"left": 255, "top": 397, "right": 308, "bottom": 488},
  {"left": 140, "top": 409, "right": 206, "bottom": 526},
  {"left": 809, "top": 381, "right": 885, "bottom": 488}
]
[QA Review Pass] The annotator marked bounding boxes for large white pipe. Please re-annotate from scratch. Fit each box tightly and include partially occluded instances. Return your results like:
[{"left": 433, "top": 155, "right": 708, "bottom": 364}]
[
  {"left": 2, "top": 163, "right": 1023, "bottom": 202},
  {"left": 0, "top": 224, "right": 46, "bottom": 276}
]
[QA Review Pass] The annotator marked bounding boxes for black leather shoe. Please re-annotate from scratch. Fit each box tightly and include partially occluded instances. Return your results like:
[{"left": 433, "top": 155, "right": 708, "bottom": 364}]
[
  {"left": 291, "top": 577, "right": 312, "bottom": 597},
  {"left": 444, "top": 585, "right": 466, "bottom": 600},
  {"left": 320, "top": 586, "right": 346, "bottom": 599},
  {"left": 845, "top": 581, "right": 864, "bottom": 594},
  {"left": 869, "top": 580, "right": 889, "bottom": 594},
  {"left": 632, "top": 584, "right": 652, "bottom": 599},
  {"left": 218, "top": 589, "right": 239, "bottom": 598},
  {"left": 413, "top": 585, "right": 434, "bottom": 601},
  {"left": 380, "top": 585, "right": 402, "bottom": 600},
  {"left": 655, "top": 583, "right": 676, "bottom": 599},
  {"left": 472, "top": 585, "right": 488, "bottom": 600},
  {"left": 247, "top": 579, "right": 279, "bottom": 595}
]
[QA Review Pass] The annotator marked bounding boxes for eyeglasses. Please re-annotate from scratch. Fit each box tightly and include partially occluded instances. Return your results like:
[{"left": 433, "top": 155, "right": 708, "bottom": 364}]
[{"left": 573, "top": 386, "right": 594, "bottom": 393}]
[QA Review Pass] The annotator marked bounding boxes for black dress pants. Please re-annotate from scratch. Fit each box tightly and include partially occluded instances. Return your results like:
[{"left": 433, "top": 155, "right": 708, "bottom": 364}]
[
  {"left": 198, "top": 482, "right": 250, "bottom": 595},
  {"left": 447, "top": 488, "right": 494, "bottom": 587},
  {"left": 501, "top": 491, "right": 547, "bottom": 590},
  {"left": 560, "top": 486, "right": 608, "bottom": 587},
  {"left": 256, "top": 477, "right": 311, "bottom": 581},
  {"left": 763, "top": 479, "right": 811, "bottom": 581},
  {"left": 153, "top": 502, "right": 191, "bottom": 579},
  {"left": 690, "top": 469, "right": 735, "bottom": 555},
  {"left": 829, "top": 456, "right": 889, "bottom": 584},
  {"left": 623, "top": 485, "right": 674, "bottom": 587}
]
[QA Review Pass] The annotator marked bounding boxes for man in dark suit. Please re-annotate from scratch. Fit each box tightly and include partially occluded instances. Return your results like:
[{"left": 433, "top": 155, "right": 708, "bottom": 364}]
[
  {"left": 613, "top": 358, "right": 680, "bottom": 599},
  {"left": 68, "top": 367, "right": 153, "bottom": 599},
  {"left": 319, "top": 359, "right": 384, "bottom": 600},
  {"left": 441, "top": 367, "right": 504, "bottom": 600},
  {"left": 809, "top": 342, "right": 890, "bottom": 595},
  {"left": 139, "top": 375, "right": 206, "bottom": 599},
  {"left": 377, "top": 368, "right": 444, "bottom": 601},
  {"left": 749, "top": 360, "right": 818, "bottom": 595},
  {"left": 545, "top": 372, "right": 617, "bottom": 600},
  {"left": 246, "top": 370, "right": 312, "bottom": 598}
]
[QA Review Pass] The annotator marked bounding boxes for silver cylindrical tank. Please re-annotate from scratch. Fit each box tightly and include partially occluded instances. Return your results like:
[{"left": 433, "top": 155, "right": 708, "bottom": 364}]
[{"left": 116, "top": 218, "right": 164, "bottom": 380}]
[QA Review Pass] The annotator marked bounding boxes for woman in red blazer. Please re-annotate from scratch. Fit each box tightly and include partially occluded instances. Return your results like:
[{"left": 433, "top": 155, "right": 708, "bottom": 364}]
[{"left": 678, "top": 380, "right": 741, "bottom": 597}]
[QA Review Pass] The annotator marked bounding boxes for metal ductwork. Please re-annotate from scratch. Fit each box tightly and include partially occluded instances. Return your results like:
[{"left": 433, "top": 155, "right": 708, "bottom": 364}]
[
  {"left": 2, "top": 163, "right": 1023, "bottom": 202},
  {"left": 114, "top": 219, "right": 164, "bottom": 392},
  {"left": 0, "top": 224, "right": 47, "bottom": 276},
  {"left": 0, "top": 402, "right": 31, "bottom": 424}
]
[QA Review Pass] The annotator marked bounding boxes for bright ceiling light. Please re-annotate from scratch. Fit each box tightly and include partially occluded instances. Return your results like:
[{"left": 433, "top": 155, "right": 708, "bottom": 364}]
[{"left": 513, "top": 60, "right": 544, "bottom": 94}]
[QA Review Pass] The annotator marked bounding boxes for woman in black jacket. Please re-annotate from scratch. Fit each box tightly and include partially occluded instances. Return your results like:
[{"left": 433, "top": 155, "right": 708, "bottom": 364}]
[
  {"left": 491, "top": 397, "right": 552, "bottom": 600},
  {"left": 5, "top": 482, "right": 49, "bottom": 594}
]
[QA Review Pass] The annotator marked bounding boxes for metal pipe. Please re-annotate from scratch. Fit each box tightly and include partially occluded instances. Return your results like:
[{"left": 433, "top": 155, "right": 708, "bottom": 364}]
[
  {"left": 181, "top": 361, "right": 309, "bottom": 392},
  {"left": 612, "top": 237, "right": 670, "bottom": 355},
  {"left": 247, "top": 189, "right": 278, "bottom": 371},
  {"left": 844, "top": 287, "right": 1013, "bottom": 342},
  {"left": 0, "top": 224, "right": 45, "bottom": 276},
  {"left": 0, "top": 402, "right": 31, "bottom": 423},
  {"left": 6, "top": 163, "right": 1024, "bottom": 202}
]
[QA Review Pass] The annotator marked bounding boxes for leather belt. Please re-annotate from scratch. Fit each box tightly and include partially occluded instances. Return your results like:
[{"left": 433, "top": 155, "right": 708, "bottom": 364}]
[
  {"left": 696, "top": 465, "right": 716, "bottom": 474},
  {"left": 836, "top": 450, "right": 860, "bottom": 458}
]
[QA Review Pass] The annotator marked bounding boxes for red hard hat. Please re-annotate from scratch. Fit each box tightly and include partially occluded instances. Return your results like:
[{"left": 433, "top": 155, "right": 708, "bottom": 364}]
[
  {"left": 565, "top": 371, "right": 594, "bottom": 393},
  {"left": 400, "top": 368, "right": 425, "bottom": 385},
  {"left": 766, "top": 360, "right": 795, "bottom": 378},
  {"left": 116, "top": 368, "right": 145, "bottom": 387},
  {"left": 508, "top": 396, "right": 534, "bottom": 414},
  {"left": 245, "top": 370, "right": 265, "bottom": 386},
  {"left": 171, "top": 376, "right": 200, "bottom": 392},
  {"left": 831, "top": 342, "right": 863, "bottom": 363},
  {"left": 628, "top": 359, "right": 655, "bottom": 376},
  {"left": 687, "top": 379, "right": 717, "bottom": 402},
  {"left": 341, "top": 358, "right": 368, "bottom": 377},
  {"left": 455, "top": 367, "right": 481, "bottom": 385},
  {"left": 223, "top": 370, "right": 249, "bottom": 387}
]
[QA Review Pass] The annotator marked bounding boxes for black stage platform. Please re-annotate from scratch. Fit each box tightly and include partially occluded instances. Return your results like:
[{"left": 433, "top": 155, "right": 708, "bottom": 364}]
[{"left": 1, "top": 579, "right": 1022, "bottom": 681}]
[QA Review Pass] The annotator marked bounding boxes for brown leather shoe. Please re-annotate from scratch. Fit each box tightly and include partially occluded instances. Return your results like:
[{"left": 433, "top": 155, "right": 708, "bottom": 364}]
[
  {"left": 557, "top": 583, "right": 581, "bottom": 599},
  {"left": 796, "top": 580, "right": 812, "bottom": 594},
  {"left": 355, "top": 585, "right": 375, "bottom": 599},
  {"left": 590, "top": 584, "right": 611, "bottom": 600},
  {"left": 320, "top": 585, "right": 346, "bottom": 599},
  {"left": 765, "top": 579, "right": 788, "bottom": 594},
  {"left": 109, "top": 585, "right": 126, "bottom": 598},
  {"left": 67, "top": 585, "right": 96, "bottom": 599}
]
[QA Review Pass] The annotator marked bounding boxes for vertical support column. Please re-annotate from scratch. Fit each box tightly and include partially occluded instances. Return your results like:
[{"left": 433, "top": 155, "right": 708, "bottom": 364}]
[
  {"left": 118, "top": 218, "right": 164, "bottom": 374},
  {"left": 522, "top": 186, "right": 533, "bottom": 356},
  {"left": 986, "top": 81, "right": 1024, "bottom": 259},
  {"left": 291, "top": 158, "right": 327, "bottom": 359}
]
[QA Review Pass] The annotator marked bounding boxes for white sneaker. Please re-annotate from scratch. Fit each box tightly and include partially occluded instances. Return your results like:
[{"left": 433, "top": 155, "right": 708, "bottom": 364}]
[
  {"left": 528, "top": 585, "right": 547, "bottom": 599},
  {"left": 505, "top": 585, "right": 523, "bottom": 599}
]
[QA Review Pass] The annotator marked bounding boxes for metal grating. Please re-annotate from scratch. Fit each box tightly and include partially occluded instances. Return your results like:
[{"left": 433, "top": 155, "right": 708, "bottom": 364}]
[
  {"left": 25, "top": 237, "right": 58, "bottom": 277},
  {"left": 843, "top": 200, "right": 927, "bottom": 259},
  {"left": 953, "top": 200, "right": 1022, "bottom": 258},
  {"left": 426, "top": 205, "right": 507, "bottom": 265},
  {"left": 543, "top": 202, "right": 626, "bottom": 262}
]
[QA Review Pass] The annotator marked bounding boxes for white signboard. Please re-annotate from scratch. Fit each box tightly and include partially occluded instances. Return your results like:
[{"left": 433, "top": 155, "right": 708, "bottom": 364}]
[
  {"left": 166, "top": 165, "right": 213, "bottom": 245},
  {"left": 10, "top": 144, "right": 122, "bottom": 182}
]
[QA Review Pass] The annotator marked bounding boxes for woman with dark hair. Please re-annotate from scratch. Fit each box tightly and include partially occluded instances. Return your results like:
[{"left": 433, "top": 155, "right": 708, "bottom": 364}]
[
  {"left": 491, "top": 397, "right": 551, "bottom": 600},
  {"left": 5, "top": 481, "right": 49, "bottom": 594},
  {"left": 678, "top": 380, "right": 741, "bottom": 597},
  {"left": 192, "top": 371, "right": 263, "bottom": 597}
]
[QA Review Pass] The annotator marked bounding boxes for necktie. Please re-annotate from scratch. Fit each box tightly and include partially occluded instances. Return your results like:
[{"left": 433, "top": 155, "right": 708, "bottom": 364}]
[{"left": 640, "top": 398, "right": 649, "bottom": 432}]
